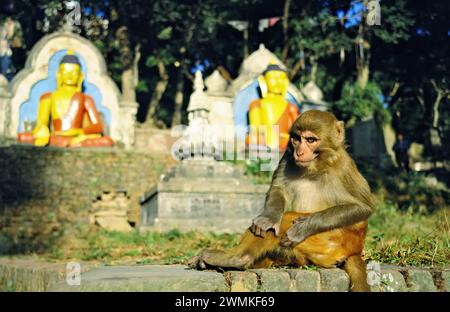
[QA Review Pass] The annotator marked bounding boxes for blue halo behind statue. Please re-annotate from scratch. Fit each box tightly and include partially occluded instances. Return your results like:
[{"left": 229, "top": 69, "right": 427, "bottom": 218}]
[
  {"left": 233, "top": 78, "right": 301, "bottom": 140},
  {"left": 18, "top": 49, "right": 111, "bottom": 133}
]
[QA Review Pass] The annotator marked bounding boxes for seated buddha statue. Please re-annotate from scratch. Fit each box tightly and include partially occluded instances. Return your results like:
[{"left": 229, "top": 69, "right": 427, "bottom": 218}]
[
  {"left": 247, "top": 63, "right": 300, "bottom": 151},
  {"left": 18, "top": 50, "right": 113, "bottom": 147}
]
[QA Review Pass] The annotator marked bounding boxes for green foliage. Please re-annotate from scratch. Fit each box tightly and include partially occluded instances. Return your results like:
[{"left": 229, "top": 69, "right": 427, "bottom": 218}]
[
  {"left": 157, "top": 26, "right": 173, "bottom": 40},
  {"left": 135, "top": 80, "right": 148, "bottom": 93},
  {"left": 334, "top": 82, "right": 390, "bottom": 124},
  {"left": 372, "top": 0, "right": 414, "bottom": 44},
  {"left": 145, "top": 56, "right": 158, "bottom": 68}
]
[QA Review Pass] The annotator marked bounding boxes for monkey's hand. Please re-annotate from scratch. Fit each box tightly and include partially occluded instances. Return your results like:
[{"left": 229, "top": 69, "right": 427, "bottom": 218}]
[
  {"left": 250, "top": 214, "right": 282, "bottom": 238},
  {"left": 280, "top": 216, "right": 310, "bottom": 247}
]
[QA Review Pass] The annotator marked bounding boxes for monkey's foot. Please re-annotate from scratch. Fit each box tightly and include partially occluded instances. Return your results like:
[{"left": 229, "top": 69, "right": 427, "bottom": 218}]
[
  {"left": 188, "top": 255, "right": 209, "bottom": 270},
  {"left": 188, "top": 250, "right": 253, "bottom": 271}
]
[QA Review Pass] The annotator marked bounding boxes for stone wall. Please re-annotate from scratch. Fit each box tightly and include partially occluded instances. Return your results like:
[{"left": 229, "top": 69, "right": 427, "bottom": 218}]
[{"left": 0, "top": 145, "right": 175, "bottom": 253}]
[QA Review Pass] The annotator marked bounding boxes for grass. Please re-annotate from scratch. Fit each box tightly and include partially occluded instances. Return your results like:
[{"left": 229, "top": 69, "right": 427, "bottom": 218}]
[
  {"left": 365, "top": 202, "right": 449, "bottom": 268},
  {"left": 32, "top": 200, "right": 448, "bottom": 269},
  {"left": 43, "top": 228, "right": 240, "bottom": 266}
]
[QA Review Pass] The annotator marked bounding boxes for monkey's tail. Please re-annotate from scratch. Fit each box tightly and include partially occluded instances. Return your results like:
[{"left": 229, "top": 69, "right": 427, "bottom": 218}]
[{"left": 343, "top": 255, "right": 370, "bottom": 292}]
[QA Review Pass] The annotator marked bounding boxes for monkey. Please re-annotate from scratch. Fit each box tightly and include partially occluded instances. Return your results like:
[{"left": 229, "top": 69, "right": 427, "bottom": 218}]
[{"left": 189, "top": 110, "right": 374, "bottom": 292}]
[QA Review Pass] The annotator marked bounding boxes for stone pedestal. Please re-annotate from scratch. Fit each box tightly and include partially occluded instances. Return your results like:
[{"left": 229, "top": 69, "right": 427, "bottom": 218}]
[{"left": 140, "top": 160, "right": 269, "bottom": 233}]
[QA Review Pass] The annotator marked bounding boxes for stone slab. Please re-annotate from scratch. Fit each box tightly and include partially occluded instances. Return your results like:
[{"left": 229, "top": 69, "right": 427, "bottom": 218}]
[
  {"left": 251, "top": 269, "right": 292, "bottom": 292},
  {"left": 292, "top": 269, "right": 321, "bottom": 292},
  {"left": 406, "top": 269, "right": 437, "bottom": 292},
  {"left": 227, "top": 271, "right": 258, "bottom": 292},
  {"left": 369, "top": 269, "right": 408, "bottom": 292},
  {"left": 441, "top": 271, "right": 450, "bottom": 292},
  {"left": 319, "top": 268, "right": 350, "bottom": 292},
  {"left": 49, "top": 265, "right": 228, "bottom": 292}
]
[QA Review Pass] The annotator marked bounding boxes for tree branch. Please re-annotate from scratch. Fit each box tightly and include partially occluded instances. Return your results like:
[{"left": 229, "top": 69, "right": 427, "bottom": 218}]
[{"left": 281, "top": 0, "right": 291, "bottom": 63}]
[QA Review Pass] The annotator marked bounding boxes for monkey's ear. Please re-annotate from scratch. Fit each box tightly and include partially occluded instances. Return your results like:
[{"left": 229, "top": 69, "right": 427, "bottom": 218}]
[{"left": 335, "top": 120, "right": 345, "bottom": 144}]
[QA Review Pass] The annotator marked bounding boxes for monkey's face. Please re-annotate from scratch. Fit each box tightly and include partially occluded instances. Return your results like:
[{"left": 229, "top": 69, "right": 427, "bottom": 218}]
[
  {"left": 290, "top": 130, "right": 321, "bottom": 168},
  {"left": 288, "top": 110, "right": 346, "bottom": 173}
]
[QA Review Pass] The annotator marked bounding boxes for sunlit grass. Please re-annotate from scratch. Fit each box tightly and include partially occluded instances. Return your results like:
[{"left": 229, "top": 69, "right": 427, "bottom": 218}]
[
  {"left": 37, "top": 201, "right": 449, "bottom": 269},
  {"left": 365, "top": 202, "right": 449, "bottom": 267},
  {"left": 44, "top": 228, "right": 240, "bottom": 266}
]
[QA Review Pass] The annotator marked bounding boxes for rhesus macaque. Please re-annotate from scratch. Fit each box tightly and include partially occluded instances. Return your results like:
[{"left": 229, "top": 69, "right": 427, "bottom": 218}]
[{"left": 189, "top": 110, "right": 374, "bottom": 292}]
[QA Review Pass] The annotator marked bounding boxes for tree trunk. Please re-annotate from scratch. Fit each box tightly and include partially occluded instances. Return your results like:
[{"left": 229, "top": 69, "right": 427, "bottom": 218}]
[
  {"left": 430, "top": 80, "right": 445, "bottom": 129},
  {"left": 288, "top": 49, "right": 305, "bottom": 80},
  {"left": 117, "top": 27, "right": 140, "bottom": 102},
  {"left": 281, "top": 0, "right": 291, "bottom": 63},
  {"left": 356, "top": 61, "right": 369, "bottom": 89},
  {"left": 310, "top": 56, "right": 318, "bottom": 82},
  {"left": 171, "top": 69, "right": 185, "bottom": 127},
  {"left": 429, "top": 80, "right": 448, "bottom": 146},
  {"left": 356, "top": 1, "right": 370, "bottom": 90},
  {"left": 144, "top": 60, "right": 169, "bottom": 127}
]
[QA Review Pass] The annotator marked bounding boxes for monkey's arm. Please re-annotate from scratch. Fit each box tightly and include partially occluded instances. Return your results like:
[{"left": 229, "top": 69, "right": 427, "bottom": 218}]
[
  {"left": 281, "top": 202, "right": 373, "bottom": 247},
  {"left": 282, "top": 168, "right": 374, "bottom": 247},
  {"left": 251, "top": 187, "right": 286, "bottom": 237},
  {"left": 250, "top": 157, "right": 288, "bottom": 237}
]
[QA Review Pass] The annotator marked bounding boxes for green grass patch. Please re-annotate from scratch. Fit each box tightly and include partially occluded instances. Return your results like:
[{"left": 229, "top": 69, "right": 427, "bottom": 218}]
[
  {"left": 36, "top": 201, "right": 449, "bottom": 269},
  {"left": 43, "top": 228, "right": 240, "bottom": 266},
  {"left": 365, "top": 202, "right": 449, "bottom": 267}
]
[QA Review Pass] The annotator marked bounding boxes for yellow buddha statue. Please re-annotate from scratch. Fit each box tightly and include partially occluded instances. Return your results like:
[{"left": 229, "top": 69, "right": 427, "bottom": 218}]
[
  {"left": 18, "top": 50, "right": 113, "bottom": 147},
  {"left": 247, "top": 63, "right": 300, "bottom": 151}
]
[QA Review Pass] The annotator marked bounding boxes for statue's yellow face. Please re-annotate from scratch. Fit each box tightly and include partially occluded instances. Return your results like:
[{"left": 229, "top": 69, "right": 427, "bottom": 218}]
[
  {"left": 58, "top": 63, "right": 81, "bottom": 86},
  {"left": 264, "top": 70, "right": 288, "bottom": 96}
]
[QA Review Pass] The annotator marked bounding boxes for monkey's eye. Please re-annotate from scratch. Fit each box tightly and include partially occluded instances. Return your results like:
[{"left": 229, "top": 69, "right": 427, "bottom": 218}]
[
  {"left": 290, "top": 136, "right": 300, "bottom": 146},
  {"left": 305, "top": 137, "right": 319, "bottom": 144}
]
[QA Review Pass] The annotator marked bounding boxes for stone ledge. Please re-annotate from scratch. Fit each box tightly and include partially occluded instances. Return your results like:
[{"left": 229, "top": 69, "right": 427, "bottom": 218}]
[
  {"left": 0, "top": 258, "right": 94, "bottom": 291},
  {"left": 0, "top": 259, "right": 448, "bottom": 292},
  {"left": 49, "top": 265, "right": 228, "bottom": 292}
]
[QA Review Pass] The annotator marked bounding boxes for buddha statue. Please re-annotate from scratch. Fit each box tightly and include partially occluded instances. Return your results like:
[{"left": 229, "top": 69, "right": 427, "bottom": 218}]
[
  {"left": 18, "top": 50, "right": 113, "bottom": 147},
  {"left": 247, "top": 63, "right": 300, "bottom": 151}
]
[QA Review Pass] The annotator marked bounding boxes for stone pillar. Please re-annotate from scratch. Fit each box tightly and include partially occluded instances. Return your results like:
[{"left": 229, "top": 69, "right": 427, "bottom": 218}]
[
  {"left": 118, "top": 100, "right": 138, "bottom": 149},
  {"left": 0, "top": 75, "right": 11, "bottom": 137}
]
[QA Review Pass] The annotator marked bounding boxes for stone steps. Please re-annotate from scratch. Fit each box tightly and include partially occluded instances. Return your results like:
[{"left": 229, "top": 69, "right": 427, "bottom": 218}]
[{"left": 0, "top": 258, "right": 448, "bottom": 292}]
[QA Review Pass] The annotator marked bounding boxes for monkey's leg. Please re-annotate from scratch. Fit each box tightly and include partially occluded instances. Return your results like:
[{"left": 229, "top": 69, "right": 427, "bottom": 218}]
[
  {"left": 253, "top": 257, "right": 274, "bottom": 269},
  {"left": 189, "top": 229, "right": 280, "bottom": 270},
  {"left": 189, "top": 212, "right": 310, "bottom": 271},
  {"left": 343, "top": 255, "right": 370, "bottom": 292},
  {"left": 276, "top": 211, "right": 308, "bottom": 266},
  {"left": 292, "top": 222, "right": 369, "bottom": 292}
]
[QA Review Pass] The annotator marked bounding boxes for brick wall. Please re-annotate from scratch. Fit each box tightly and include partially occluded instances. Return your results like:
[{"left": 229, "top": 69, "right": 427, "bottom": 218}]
[{"left": 0, "top": 145, "right": 175, "bottom": 253}]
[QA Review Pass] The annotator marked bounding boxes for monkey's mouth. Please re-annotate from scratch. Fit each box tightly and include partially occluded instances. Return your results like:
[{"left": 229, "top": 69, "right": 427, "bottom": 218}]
[{"left": 294, "top": 153, "right": 319, "bottom": 166}]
